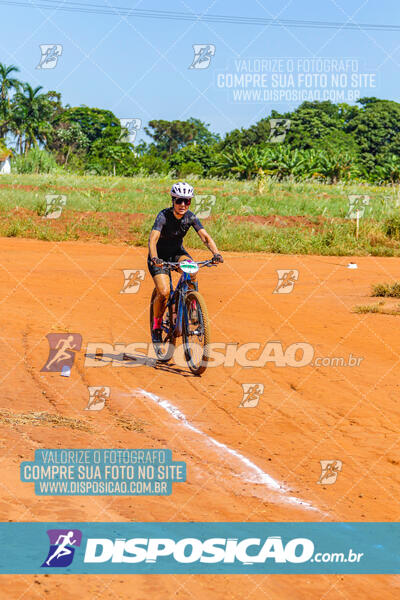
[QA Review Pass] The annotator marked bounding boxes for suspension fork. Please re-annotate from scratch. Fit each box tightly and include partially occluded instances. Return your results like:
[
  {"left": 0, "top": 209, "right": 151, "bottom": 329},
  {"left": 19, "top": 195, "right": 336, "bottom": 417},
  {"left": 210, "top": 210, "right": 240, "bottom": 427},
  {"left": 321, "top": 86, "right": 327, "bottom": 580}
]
[{"left": 162, "top": 271, "right": 174, "bottom": 335}]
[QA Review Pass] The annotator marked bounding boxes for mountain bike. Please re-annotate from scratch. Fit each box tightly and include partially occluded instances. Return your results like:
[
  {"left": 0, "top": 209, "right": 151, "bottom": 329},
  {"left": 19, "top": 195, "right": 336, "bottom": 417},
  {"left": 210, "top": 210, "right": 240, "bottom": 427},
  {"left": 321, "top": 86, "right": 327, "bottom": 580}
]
[{"left": 149, "top": 259, "right": 217, "bottom": 376}]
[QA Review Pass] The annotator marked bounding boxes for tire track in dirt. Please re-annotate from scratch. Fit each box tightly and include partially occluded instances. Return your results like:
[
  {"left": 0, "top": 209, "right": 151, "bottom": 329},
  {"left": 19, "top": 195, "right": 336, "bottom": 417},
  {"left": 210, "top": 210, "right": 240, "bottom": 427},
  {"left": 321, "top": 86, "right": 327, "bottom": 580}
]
[{"left": 22, "top": 328, "right": 59, "bottom": 410}]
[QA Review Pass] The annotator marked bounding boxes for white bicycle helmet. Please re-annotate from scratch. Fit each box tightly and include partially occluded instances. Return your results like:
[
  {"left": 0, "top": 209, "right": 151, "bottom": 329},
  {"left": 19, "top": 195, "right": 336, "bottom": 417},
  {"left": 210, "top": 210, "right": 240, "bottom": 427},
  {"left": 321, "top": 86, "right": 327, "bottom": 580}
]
[{"left": 170, "top": 181, "right": 194, "bottom": 199}]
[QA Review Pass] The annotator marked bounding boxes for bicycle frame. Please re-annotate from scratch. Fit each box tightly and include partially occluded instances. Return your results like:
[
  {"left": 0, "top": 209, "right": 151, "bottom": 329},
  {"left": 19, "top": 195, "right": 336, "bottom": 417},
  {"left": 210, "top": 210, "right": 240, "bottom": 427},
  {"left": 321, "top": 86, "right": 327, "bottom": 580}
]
[
  {"left": 166, "top": 270, "right": 191, "bottom": 338},
  {"left": 160, "top": 260, "right": 214, "bottom": 339}
]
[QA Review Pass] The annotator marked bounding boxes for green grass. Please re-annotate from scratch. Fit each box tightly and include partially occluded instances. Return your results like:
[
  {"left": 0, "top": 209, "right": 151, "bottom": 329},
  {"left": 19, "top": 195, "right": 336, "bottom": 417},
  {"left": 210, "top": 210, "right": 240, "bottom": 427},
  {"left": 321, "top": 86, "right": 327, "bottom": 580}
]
[
  {"left": 1, "top": 172, "right": 399, "bottom": 218},
  {"left": 1, "top": 172, "right": 400, "bottom": 255},
  {"left": 372, "top": 282, "right": 400, "bottom": 297},
  {"left": 353, "top": 301, "right": 400, "bottom": 315}
]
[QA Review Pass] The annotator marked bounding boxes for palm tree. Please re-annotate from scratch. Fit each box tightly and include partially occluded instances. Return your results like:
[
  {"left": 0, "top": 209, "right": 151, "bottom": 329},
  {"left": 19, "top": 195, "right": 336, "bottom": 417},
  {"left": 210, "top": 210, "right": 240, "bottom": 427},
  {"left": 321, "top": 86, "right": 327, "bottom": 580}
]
[
  {"left": 0, "top": 63, "right": 20, "bottom": 137},
  {"left": 12, "top": 83, "right": 52, "bottom": 153},
  {"left": 0, "top": 63, "right": 20, "bottom": 101}
]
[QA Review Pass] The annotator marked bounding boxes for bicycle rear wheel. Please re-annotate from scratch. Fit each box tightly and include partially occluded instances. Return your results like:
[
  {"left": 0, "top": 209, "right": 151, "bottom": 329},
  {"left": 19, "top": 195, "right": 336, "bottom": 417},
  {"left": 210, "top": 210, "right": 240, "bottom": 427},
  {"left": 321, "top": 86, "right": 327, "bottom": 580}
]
[
  {"left": 150, "top": 289, "right": 176, "bottom": 362},
  {"left": 182, "top": 291, "right": 210, "bottom": 375}
]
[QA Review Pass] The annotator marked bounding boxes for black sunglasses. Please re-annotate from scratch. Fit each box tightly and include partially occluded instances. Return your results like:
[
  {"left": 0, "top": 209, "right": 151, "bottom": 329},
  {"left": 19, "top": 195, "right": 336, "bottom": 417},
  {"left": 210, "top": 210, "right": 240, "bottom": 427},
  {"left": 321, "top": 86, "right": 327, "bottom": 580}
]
[{"left": 173, "top": 197, "right": 191, "bottom": 206}]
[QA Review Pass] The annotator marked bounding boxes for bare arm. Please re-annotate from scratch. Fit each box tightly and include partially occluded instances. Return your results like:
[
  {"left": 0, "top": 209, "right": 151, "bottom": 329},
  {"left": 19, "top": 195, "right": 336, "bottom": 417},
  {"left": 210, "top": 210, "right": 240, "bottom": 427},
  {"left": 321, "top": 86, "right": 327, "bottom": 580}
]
[
  {"left": 148, "top": 229, "right": 161, "bottom": 259},
  {"left": 196, "top": 228, "right": 220, "bottom": 255}
]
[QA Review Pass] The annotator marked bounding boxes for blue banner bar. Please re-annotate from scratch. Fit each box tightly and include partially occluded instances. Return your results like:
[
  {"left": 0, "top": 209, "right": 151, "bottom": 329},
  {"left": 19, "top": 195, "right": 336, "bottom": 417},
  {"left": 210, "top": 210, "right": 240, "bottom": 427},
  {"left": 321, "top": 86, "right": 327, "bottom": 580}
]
[
  {"left": 1, "top": 522, "right": 399, "bottom": 574},
  {"left": 20, "top": 449, "right": 186, "bottom": 496}
]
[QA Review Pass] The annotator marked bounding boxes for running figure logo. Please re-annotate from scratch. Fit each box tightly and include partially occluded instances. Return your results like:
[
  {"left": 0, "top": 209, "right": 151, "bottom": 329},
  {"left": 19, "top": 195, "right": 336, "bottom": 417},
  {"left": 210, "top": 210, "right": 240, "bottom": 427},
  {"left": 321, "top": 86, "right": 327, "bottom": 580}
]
[
  {"left": 37, "top": 44, "right": 63, "bottom": 69},
  {"left": 119, "top": 118, "right": 142, "bottom": 143},
  {"left": 268, "top": 119, "right": 291, "bottom": 143},
  {"left": 189, "top": 44, "right": 216, "bottom": 69},
  {"left": 41, "top": 529, "right": 82, "bottom": 567},
  {"left": 240, "top": 383, "right": 264, "bottom": 407},
  {"left": 41, "top": 333, "right": 82, "bottom": 373},
  {"left": 347, "top": 195, "right": 369, "bottom": 219},
  {"left": 44, "top": 194, "right": 66, "bottom": 219},
  {"left": 193, "top": 195, "right": 216, "bottom": 219},
  {"left": 317, "top": 460, "right": 343, "bottom": 485},
  {"left": 274, "top": 269, "right": 299, "bottom": 294},
  {"left": 120, "top": 269, "right": 145, "bottom": 293},
  {"left": 86, "top": 386, "right": 110, "bottom": 411}
]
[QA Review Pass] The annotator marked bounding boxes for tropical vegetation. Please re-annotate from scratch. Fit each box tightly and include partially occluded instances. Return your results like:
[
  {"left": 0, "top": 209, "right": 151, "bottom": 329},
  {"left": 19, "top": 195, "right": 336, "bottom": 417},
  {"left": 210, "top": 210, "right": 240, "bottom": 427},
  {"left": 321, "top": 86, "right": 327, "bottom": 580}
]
[{"left": 1, "top": 62, "right": 400, "bottom": 184}]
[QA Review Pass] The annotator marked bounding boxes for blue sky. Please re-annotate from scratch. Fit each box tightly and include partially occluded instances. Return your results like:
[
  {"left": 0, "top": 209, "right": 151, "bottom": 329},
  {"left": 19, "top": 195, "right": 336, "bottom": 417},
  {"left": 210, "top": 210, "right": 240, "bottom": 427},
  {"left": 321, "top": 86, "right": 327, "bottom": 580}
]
[{"left": 1, "top": 0, "right": 400, "bottom": 142}]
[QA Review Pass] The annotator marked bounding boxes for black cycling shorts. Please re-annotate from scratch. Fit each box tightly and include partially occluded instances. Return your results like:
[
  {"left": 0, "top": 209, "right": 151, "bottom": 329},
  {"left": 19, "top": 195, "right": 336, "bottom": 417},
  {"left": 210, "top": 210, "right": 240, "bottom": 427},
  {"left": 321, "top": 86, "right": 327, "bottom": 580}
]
[{"left": 147, "top": 250, "right": 192, "bottom": 277}]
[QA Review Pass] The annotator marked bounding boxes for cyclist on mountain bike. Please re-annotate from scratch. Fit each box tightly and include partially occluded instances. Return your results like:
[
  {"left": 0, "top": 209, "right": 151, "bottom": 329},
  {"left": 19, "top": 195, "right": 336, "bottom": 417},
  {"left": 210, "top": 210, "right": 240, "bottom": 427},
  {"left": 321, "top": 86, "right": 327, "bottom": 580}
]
[{"left": 148, "top": 181, "right": 223, "bottom": 343}]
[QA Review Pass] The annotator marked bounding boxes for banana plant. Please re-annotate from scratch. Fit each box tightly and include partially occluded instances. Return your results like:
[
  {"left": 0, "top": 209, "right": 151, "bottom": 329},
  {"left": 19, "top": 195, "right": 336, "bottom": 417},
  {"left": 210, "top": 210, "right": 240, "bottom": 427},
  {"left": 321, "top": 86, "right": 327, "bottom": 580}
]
[
  {"left": 219, "top": 146, "right": 264, "bottom": 179},
  {"left": 313, "top": 151, "right": 353, "bottom": 183}
]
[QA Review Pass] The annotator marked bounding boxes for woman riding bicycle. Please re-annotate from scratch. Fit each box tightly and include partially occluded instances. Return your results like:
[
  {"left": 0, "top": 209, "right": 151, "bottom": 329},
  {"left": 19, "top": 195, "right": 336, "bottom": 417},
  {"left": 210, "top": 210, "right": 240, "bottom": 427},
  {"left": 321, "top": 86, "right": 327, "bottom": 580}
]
[{"left": 148, "top": 181, "right": 223, "bottom": 343}]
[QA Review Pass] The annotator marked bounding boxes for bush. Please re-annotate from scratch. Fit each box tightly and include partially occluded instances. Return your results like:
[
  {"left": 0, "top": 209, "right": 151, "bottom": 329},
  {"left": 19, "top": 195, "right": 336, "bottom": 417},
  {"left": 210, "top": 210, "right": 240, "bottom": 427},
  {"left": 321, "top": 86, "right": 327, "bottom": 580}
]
[
  {"left": 384, "top": 215, "right": 400, "bottom": 239},
  {"left": 65, "top": 152, "right": 88, "bottom": 173},
  {"left": 84, "top": 162, "right": 103, "bottom": 176},
  {"left": 168, "top": 143, "right": 220, "bottom": 176},
  {"left": 372, "top": 281, "right": 400, "bottom": 297},
  {"left": 13, "top": 148, "right": 59, "bottom": 174},
  {"left": 178, "top": 161, "right": 203, "bottom": 177},
  {"left": 136, "top": 154, "right": 168, "bottom": 175},
  {"left": 34, "top": 198, "right": 48, "bottom": 216}
]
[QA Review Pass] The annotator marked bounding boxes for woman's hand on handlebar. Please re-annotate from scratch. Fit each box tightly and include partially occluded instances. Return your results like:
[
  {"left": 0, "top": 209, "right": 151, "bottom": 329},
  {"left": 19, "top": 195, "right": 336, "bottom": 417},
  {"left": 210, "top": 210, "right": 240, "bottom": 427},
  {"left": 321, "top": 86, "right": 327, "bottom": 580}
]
[
  {"left": 151, "top": 257, "right": 164, "bottom": 266},
  {"left": 212, "top": 253, "right": 223, "bottom": 264}
]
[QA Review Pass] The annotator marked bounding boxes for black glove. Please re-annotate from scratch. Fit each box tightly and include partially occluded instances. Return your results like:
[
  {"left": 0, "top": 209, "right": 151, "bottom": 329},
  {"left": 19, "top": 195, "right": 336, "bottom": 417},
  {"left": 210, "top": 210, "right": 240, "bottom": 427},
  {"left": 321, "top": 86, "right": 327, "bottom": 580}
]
[
  {"left": 151, "top": 257, "right": 163, "bottom": 266},
  {"left": 212, "top": 253, "right": 223, "bottom": 264}
]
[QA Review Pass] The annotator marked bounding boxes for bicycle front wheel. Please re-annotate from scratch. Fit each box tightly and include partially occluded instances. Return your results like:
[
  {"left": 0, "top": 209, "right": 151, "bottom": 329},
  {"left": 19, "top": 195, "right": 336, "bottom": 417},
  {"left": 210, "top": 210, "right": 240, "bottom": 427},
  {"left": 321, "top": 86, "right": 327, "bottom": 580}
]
[{"left": 182, "top": 291, "right": 210, "bottom": 375}]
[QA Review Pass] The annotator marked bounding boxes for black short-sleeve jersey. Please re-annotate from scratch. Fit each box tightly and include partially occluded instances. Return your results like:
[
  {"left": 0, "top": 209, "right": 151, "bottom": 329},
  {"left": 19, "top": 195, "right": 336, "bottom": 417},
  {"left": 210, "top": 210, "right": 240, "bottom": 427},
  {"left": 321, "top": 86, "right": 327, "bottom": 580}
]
[{"left": 150, "top": 207, "right": 204, "bottom": 258}]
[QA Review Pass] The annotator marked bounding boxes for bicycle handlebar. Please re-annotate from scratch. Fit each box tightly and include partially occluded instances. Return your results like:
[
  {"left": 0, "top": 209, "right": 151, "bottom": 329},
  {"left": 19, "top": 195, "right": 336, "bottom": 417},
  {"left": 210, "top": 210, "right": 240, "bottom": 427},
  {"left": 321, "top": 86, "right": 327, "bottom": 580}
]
[{"left": 158, "top": 259, "right": 218, "bottom": 270}]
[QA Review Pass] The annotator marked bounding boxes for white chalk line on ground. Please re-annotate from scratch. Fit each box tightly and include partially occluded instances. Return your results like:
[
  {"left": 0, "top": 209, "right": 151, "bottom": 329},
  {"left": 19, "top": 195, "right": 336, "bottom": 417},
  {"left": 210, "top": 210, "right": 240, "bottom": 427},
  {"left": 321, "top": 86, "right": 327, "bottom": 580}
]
[{"left": 134, "top": 388, "right": 321, "bottom": 513}]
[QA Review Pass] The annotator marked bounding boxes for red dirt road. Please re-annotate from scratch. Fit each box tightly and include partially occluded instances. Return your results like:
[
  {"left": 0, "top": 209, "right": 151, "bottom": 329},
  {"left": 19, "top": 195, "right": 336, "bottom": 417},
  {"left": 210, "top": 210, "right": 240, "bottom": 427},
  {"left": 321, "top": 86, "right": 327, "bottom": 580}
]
[{"left": 1, "top": 238, "right": 400, "bottom": 598}]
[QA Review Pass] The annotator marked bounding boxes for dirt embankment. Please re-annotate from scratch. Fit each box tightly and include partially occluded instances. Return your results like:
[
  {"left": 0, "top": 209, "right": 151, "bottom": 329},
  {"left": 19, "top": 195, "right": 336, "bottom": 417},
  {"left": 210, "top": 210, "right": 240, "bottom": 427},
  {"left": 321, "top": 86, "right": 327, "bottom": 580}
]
[{"left": 1, "top": 207, "right": 327, "bottom": 244}]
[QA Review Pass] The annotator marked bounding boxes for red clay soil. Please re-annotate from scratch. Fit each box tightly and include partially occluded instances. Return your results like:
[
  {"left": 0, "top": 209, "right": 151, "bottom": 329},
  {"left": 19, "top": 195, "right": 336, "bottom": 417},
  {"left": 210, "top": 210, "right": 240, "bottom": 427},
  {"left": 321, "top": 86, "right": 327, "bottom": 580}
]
[
  {"left": 3, "top": 207, "right": 149, "bottom": 242},
  {"left": 1, "top": 239, "right": 400, "bottom": 598},
  {"left": 232, "top": 214, "right": 321, "bottom": 228}
]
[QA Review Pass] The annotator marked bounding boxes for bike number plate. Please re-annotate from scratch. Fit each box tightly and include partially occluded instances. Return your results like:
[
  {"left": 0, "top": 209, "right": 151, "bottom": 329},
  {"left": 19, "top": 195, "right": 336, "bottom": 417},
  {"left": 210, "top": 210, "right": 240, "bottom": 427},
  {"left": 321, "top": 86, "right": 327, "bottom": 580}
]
[{"left": 180, "top": 260, "right": 199, "bottom": 274}]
